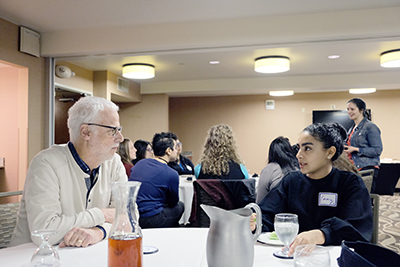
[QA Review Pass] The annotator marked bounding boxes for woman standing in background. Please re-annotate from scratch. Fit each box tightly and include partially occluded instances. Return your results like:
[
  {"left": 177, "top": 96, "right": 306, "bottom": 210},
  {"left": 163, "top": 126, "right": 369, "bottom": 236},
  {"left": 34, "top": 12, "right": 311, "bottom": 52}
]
[
  {"left": 344, "top": 98, "right": 383, "bottom": 193},
  {"left": 256, "top": 136, "right": 298, "bottom": 203}
]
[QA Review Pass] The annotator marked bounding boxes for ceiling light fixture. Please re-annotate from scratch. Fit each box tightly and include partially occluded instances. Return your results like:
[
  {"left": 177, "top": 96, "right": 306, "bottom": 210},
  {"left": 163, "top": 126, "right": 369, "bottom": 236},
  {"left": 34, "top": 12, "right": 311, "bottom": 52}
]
[
  {"left": 349, "top": 88, "right": 376, "bottom": 94},
  {"left": 380, "top": 49, "right": 400, "bottom": 68},
  {"left": 269, "top": 90, "right": 294, "bottom": 96},
  {"left": 209, "top": 61, "right": 220, "bottom": 65},
  {"left": 328, "top": 55, "right": 340, "bottom": 59},
  {"left": 254, "top": 56, "right": 290, "bottom": 74},
  {"left": 122, "top": 63, "right": 155, "bottom": 79}
]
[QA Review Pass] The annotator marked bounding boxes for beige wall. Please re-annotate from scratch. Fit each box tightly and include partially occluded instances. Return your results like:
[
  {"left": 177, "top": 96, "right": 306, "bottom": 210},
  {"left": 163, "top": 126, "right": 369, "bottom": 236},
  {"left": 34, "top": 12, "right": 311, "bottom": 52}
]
[
  {"left": 119, "top": 94, "right": 169, "bottom": 143},
  {"left": 0, "top": 18, "right": 46, "bottom": 197},
  {"left": 170, "top": 90, "right": 400, "bottom": 175}
]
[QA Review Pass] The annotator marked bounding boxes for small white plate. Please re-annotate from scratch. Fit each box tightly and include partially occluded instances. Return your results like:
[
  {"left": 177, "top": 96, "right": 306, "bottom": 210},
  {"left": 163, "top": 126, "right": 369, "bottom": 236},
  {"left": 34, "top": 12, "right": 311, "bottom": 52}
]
[{"left": 257, "top": 232, "right": 283, "bottom": 246}]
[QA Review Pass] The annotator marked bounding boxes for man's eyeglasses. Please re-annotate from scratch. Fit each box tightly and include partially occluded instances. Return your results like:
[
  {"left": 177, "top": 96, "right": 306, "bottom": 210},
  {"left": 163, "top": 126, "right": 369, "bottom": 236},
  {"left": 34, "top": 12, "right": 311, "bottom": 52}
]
[{"left": 85, "top": 123, "right": 122, "bottom": 137}]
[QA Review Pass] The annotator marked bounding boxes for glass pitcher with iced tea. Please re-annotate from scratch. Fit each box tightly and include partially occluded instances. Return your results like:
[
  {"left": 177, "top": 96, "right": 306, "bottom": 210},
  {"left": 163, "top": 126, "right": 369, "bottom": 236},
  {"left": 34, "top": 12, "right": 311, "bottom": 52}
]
[{"left": 108, "top": 181, "right": 142, "bottom": 267}]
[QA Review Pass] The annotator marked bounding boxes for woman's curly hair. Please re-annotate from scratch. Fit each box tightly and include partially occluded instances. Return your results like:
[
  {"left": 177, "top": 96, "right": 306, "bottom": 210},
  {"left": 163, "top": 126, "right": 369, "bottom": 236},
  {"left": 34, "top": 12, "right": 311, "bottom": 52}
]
[{"left": 200, "top": 124, "right": 242, "bottom": 176}]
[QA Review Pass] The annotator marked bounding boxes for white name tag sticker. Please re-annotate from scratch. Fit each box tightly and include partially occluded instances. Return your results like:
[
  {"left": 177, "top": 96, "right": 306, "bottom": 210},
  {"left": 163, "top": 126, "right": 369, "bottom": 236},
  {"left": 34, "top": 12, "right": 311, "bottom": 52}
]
[{"left": 318, "top": 193, "right": 338, "bottom": 207}]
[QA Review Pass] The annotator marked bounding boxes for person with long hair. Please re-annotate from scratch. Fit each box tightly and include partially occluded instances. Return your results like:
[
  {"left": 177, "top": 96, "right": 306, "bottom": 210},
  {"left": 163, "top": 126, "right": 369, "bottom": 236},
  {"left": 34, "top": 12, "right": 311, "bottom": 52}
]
[
  {"left": 256, "top": 136, "right": 298, "bottom": 203},
  {"left": 332, "top": 153, "right": 359, "bottom": 175},
  {"left": 344, "top": 98, "right": 383, "bottom": 193},
  {"left": 117, "top": 138, "right": 136, "bottom": 177},
  {"left": 132, "top": 139, "right": 153, "bottom": 165},
  {"left": 194, "top": 124, "right": 249, "bottom": 179},
  {"left": 253, "top": 123, "right": 372, "bottom": 256}
]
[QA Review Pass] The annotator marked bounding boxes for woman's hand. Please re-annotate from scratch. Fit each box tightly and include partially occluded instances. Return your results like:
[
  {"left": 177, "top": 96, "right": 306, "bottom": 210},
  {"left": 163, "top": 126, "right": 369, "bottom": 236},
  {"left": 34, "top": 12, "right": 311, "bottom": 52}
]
[
  {"left": 250, "top": 213, "right": 257, "bottom": 232},
  {"left": 288, "top": 230, "right": 325, "bottom": 257},
  {"left": 343, "top": 145, "right": 359, "bottom": 154}
]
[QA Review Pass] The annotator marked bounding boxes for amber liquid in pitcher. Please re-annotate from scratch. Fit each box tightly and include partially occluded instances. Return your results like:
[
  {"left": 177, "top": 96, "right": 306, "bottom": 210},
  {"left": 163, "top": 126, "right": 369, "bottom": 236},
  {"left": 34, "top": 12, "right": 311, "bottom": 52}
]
[{"left": 108, "top": 236, "right": 142, "bottom": 267}]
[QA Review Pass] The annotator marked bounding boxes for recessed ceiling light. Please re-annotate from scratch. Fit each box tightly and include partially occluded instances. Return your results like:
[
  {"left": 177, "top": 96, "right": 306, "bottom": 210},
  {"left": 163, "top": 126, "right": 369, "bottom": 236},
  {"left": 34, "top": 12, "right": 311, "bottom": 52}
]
[
  {"left": 209, "top": 61, "right": 220, "bottom": 65},
  {"left": 269, "top": 90, "right": 294, "bottom": 96},
  {"left": 349, "top": 88, "right": 376, "bottom": 94},
  {"left": 328, "top": 55, "right": 340, "bottom": 59}
]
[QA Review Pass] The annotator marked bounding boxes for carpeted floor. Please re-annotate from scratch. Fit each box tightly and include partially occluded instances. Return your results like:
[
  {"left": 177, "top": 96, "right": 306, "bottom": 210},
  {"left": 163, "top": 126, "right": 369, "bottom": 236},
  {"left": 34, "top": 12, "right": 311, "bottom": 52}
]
[{"left": 378, "top": 195, "right": 400, "bottom": 254}]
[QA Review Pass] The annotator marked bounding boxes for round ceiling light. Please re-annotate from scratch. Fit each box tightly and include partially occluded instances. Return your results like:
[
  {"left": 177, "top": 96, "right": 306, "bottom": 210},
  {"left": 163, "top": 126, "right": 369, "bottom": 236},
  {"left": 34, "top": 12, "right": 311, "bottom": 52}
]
[
  {"left": 254, "top": 56, "right": 290, "bottom": 74},
  {"left": 122, "top": 63, "right": 155, "bottom": 79},
  {"left": 380, "top": 49, "right": 400, "bottom": 68}
]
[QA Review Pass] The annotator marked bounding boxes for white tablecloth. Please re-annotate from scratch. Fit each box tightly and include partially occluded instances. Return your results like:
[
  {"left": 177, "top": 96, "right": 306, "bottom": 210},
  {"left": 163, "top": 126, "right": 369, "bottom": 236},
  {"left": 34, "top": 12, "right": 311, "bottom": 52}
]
[
  {"left": 178, "top": 175, "right": 195, "bottom": 224},
  {"left": 0, "top": 228, "right": 342, "bottom": 267}
]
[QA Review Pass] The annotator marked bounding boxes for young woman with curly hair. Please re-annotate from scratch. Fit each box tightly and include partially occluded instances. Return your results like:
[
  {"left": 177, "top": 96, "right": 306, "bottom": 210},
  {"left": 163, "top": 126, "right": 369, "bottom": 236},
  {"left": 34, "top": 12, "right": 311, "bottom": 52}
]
[{"left": 194, "top": 124, "right": 249, "bottom": 179}]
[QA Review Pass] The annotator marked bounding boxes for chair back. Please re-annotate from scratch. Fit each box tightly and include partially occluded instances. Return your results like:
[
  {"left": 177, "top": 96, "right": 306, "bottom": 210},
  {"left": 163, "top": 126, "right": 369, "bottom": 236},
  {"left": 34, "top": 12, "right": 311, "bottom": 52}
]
[
  {"left": 0, "top": 202, "right": 20, "bottom": 249},
  {"left": 0, "top": 191, "right": 22, "bottom": 249},
  {"left": 189, "top": 179, "right": 256, "bottom": 227},
  {"left": 375, "top": 164, "right": 400, "bottom": 195},
  {"left": 359, "top": 169, "right": 374, "bottom": 193},
  {"left": 370, "top": 193, "right": 379, "bottom": 244},
  {"left": 338, "top": 240, "right": 400, "bottom": 267}
]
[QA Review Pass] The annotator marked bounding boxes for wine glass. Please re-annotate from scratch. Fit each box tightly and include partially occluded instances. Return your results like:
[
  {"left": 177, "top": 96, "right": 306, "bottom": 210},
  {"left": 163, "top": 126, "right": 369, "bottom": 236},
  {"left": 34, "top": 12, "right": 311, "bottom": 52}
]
[
  {"left": 273, "top": 213, "right": 299, "bottom": 259},
  {"left": 30, "top": 230, "right": 61, "bottom": 267},
  {"left": 294, "top": 245, "right": 331, "bottom": 267}
]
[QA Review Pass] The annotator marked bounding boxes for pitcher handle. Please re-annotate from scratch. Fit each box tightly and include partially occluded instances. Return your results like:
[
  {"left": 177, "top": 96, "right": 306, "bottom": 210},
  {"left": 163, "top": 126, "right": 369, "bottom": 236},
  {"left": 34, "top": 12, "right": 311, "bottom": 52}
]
[{"left": 244, "top": 203, "right": 262, "bottom": 242}]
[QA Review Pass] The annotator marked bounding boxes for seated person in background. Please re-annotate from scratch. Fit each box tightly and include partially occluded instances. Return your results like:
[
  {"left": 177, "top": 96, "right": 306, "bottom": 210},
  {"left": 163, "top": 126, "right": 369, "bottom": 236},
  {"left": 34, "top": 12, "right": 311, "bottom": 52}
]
[
  {"left": 10, "top": 96, "right": 126, "bottom": 247},
  {"left": 132, "top": 139, "right": 153, "bottom": 165},
  {"left": 254, "top": 122, "right": 373, "bottom": 256},
  {"left": 168, "top": 134, "right": 194, "bottom": 175},
  {"left": 256, "top": 136, "right": 299, "bottom": 203},
  {"left": 195, "top": 124, "right": 249, "bottom": 179},
  {"left": 333, "top": 152, "right": 359, "bottom": 175},
  {"left": 129, "top": 132, "right": 184, "bottom": 228},
  {"left": 117, "top": 138, "right": 136, "bottom": 177}
]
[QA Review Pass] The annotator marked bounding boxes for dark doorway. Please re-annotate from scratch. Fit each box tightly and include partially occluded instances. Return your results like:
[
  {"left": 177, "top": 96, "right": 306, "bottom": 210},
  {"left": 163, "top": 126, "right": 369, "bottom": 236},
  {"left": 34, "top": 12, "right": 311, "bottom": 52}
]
[{"left": 54, "top": 88, "right": 85, "bottom": 144}]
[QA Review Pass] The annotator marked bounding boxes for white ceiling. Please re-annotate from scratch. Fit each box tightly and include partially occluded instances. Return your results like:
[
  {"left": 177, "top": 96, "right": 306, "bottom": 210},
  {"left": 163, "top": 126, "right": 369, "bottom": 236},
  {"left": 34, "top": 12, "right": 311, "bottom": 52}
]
[{"left": 1, "top": 0, "right": 400, "bottom": 97}]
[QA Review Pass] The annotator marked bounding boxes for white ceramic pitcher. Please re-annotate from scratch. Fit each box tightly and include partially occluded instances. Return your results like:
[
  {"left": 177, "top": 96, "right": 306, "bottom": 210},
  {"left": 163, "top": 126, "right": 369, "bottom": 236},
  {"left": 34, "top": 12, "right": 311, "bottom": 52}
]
[{"left": 201, "top": 203, "right": 262, "bottom": 267}]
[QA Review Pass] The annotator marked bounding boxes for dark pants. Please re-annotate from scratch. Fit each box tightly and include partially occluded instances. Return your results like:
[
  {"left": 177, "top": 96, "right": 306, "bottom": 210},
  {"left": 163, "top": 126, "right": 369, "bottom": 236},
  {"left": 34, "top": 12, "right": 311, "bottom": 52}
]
[
  {"left": 361, "top": 166, "right": 380, "bottom": 194},
  {"left": 139, "top": 201, "right": 185, "bottom": 228}
]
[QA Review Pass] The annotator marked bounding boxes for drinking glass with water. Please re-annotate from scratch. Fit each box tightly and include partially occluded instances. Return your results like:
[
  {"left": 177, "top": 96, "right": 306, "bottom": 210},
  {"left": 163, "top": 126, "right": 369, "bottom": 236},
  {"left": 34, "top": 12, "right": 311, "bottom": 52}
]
[{"left": 273, "top": 213, "right": 299, "bottom": 259}]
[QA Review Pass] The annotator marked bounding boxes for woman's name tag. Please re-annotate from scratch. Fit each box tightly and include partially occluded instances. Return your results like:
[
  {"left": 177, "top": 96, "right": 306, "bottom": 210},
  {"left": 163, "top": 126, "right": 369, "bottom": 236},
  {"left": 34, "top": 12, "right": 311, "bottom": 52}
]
[{"left": 318, "top": 192, "right": 338, "bottom": 207}]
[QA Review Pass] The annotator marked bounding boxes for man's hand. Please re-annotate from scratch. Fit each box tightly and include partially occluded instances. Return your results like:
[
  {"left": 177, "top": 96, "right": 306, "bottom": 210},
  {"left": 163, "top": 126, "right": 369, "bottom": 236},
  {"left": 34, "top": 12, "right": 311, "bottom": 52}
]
[
  {"left": 59, "top": 227, "right": 104, "bottom": 248},
  {"left": 288, "top": 230, "right": 325, "bottom": 257},
  {"left": 100, "top": 208, "right": 115, "bottom": 223}
]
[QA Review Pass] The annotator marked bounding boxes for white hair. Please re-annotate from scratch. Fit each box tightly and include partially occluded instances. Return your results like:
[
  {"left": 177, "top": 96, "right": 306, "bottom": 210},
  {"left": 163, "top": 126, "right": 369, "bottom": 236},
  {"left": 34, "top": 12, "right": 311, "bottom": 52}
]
[{"left": 67, "top": 96, "right": 119, "bottom": 142}]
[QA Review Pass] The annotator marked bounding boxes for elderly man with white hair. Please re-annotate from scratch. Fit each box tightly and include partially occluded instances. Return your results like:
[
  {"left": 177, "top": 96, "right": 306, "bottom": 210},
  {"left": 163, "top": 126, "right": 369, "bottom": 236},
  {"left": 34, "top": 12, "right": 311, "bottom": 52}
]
[{"left": 10, "top": 96, "right": 126, "bottom": 248}]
